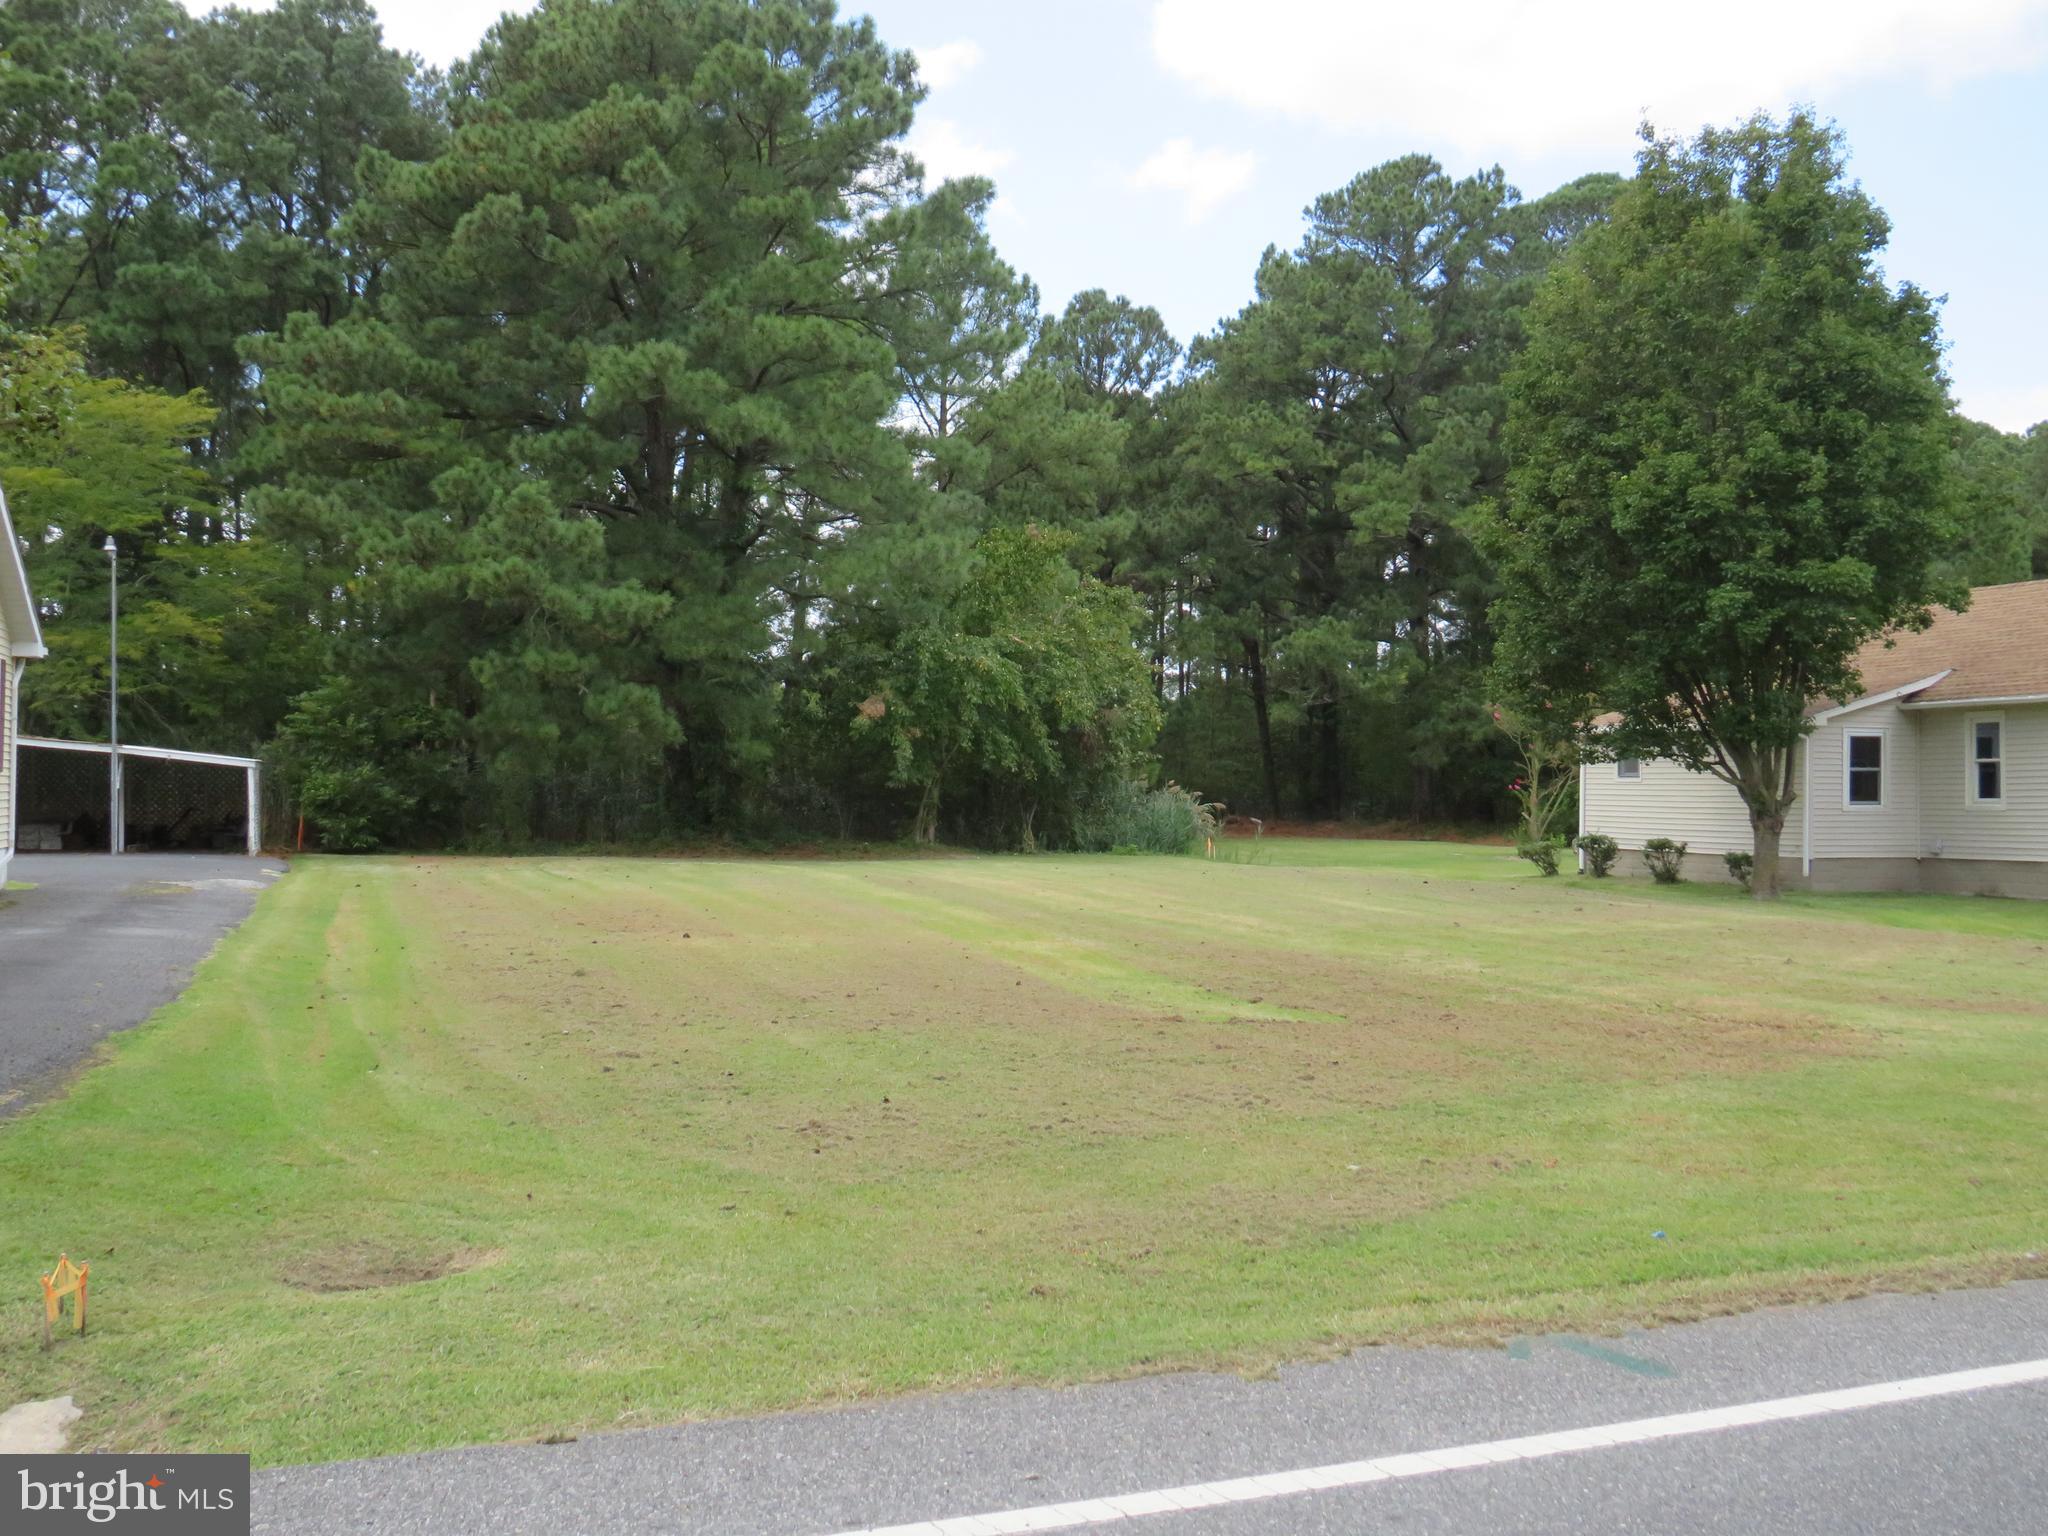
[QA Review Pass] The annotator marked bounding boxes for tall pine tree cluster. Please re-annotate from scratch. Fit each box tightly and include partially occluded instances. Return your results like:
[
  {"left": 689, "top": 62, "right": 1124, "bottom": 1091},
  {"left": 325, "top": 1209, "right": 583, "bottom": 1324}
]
[{"left": 5, "top": 0, "right": 2042, "bottom": 848}]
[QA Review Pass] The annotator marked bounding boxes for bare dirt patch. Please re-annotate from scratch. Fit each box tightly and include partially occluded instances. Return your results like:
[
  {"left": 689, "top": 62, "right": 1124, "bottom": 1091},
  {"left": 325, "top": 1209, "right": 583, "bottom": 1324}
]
[{"left": 279, "top": 1244, "right": 499, "bottom": 1294}]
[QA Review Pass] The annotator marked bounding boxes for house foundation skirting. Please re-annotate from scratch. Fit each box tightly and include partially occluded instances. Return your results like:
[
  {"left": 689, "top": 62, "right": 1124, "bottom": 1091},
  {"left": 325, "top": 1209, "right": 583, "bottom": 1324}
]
[
  {"left": 1914, "top": 859, "right": 2048, "bottom": 901},
  {"left": 1602, "top": 848, "right": 2047, "bottom": 899},
  {"left": 1790, "top": 857, "right": 1927, "bottom": 895}
]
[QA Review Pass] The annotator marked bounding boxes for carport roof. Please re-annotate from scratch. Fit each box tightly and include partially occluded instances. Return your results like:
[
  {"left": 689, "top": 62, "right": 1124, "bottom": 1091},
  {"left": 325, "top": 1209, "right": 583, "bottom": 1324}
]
[{"left": 20, "top": 736, "right": 260, "bottom": 769}]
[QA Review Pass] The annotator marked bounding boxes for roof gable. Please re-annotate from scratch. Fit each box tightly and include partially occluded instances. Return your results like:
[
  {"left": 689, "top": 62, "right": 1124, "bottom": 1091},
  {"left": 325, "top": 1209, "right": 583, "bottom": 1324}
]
[
  {"left": 0, "top": 481, "right": 46, "bottom": 659},
  {"left": 1812, "top": 671, "right": 1952, "bottom": 721}
]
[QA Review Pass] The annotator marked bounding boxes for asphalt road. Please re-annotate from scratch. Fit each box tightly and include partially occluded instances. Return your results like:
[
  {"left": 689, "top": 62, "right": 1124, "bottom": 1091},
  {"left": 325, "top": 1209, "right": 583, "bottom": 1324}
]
[
  {"left": 0, "top": 852, "right": 281, "bottom": 1114},
  {"left": 254, "top": 1280, "right": 2048, "bottom": 1535}
]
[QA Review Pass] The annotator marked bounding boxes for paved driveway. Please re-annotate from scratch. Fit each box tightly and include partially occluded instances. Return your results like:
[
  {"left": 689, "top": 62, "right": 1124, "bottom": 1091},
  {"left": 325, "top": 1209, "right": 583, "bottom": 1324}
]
[{"left": 0, "top": 852, "right": 283, "bottom": 1115}]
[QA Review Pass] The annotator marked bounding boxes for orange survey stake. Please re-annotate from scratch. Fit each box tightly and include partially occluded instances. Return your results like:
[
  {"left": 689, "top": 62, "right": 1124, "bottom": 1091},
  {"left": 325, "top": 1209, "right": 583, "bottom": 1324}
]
[{"left": 41, "top": 1253, "right": 88, "bottom": 1344}]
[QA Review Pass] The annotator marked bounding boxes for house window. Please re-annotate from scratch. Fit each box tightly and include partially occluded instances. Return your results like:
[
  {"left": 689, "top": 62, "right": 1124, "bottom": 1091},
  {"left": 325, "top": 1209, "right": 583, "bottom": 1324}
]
[
  {"left": 1970, "top": 716, "right": 2003, "bottom": 805},
  {"left": 1615, "top": 758, "right": 1642, "bottom": 780},
  {"left": 1845, "top": 731, "right": 1884, "bottom": 806}
]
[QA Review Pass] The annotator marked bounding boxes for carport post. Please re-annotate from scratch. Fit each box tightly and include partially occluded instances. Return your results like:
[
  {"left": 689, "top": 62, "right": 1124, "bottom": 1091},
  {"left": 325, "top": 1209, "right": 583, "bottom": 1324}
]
[
  {"left": 106, "top": 535, "right": 122, "bottom": 856},
  {"left": 246, "top": 763, "right": 261, "bottom": 856},
  {"left": 109, "top": 751, "right": 123, "bottom": 854}
]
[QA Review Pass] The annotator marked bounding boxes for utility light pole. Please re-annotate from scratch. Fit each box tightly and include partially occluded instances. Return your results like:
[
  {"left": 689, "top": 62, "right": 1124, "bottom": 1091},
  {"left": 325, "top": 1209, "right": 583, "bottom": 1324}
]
[{"left": 105, "top": 535, "right": 121, "bottom": 855}]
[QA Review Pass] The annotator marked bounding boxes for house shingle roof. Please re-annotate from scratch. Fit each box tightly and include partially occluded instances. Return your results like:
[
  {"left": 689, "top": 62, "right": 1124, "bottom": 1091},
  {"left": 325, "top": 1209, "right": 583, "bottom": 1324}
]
[
  {"left": 1852, "top": 578, "right": 2048, "bottom": 705},
  {"left": 1587, "top": 578, "right": 2048, "bottom": 727}
]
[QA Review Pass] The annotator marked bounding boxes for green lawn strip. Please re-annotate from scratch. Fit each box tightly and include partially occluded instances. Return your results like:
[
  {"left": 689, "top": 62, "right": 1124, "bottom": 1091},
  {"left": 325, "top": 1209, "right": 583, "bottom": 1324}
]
[{"left": 2, "top": 845, "right": 2044, "bottom": 1465}]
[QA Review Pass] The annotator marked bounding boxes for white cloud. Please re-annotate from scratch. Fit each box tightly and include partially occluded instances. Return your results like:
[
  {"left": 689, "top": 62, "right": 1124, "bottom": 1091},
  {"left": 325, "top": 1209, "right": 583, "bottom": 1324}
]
[
  {"left": 906, "top": 117, "right": 1016, "bottom": 186},
  {"left": 1128, "top": 138, "right": 1258, "bottom": 225},
  {"left": 1150, "top": 0, "right": 2048, "bottom": 157},
  {"left": 1963, "top": 382, "right": 2048, "bottom": 434},
  {"left": 914, "top": 40, "right": 984, "bottom": 90}
]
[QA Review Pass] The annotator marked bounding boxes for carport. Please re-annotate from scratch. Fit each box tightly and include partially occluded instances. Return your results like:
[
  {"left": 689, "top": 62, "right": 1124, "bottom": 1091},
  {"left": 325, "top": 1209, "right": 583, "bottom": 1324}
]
[{"left": 15, "top": 736, "right": 261, "bottom": 855}]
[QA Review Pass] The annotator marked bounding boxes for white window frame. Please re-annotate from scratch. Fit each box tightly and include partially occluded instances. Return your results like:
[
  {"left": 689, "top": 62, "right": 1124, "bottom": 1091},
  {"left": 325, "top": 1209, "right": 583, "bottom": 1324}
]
[
  {"left": 1843, "top": 727, "right": 1886, "bottom": 809},
  {"left": 1966, "top": 712, "right": 2005, "bottom": 808},
  {"left": 1614, "top": 758, "right": 1642, "bottom": 780}
]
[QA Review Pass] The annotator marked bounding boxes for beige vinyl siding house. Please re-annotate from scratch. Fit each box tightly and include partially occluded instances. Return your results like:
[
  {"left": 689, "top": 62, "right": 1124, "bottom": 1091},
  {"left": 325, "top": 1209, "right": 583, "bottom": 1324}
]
[
  {"left": 1918, "top": 705, "right": 2048, "bottom": 864},
  {"left": 2, "top": 483, "right": 49, "bottom": 886},
  {"left": 1580, "top": 579, "right": 2048, "bottom": 899},
  {"left": 1579, "top": 753, "right": 1759, "bottom": 858},
  {"left": 1, "top": 569, "right": 12, "bottom": 880}
]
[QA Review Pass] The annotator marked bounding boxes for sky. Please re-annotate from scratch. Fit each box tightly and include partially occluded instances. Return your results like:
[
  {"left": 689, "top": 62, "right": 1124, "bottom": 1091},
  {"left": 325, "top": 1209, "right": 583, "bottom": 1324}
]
[{"left": 188, "top": 0, "right": 2048, "bottom": 431}]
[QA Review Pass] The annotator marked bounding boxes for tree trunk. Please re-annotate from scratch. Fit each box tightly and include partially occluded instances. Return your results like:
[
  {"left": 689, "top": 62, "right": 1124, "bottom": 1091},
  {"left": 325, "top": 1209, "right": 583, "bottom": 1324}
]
[
  {"left": 1749, "top": 810, "right": 1785, "bottom": 900},
  {"left": 1410, "top": 761, "right": 1434, "bottom": 824},
  {"left": 913, "top": 777, "right": 941, "bottom": 844},
  {"left": 1243, "top": 635, "right": 1280, "bottom": 818},
  {"left": 1156, "top": 599, "right": 1169, "bottom": 703},
  {"left": 1314, "top": 697, "right": 1344, "bottom": 820},
  {"left": 1177, "top": 586, "right": 1190, "bottom": 700},
  {"left": 1292, "top": 717, "right": 1316, "bottom": 821}
]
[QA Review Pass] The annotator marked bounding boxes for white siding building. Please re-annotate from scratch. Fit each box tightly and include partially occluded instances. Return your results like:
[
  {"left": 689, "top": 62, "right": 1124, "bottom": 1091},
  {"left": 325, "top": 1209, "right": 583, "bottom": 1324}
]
[
  {"left": 1580, "top": 579, "right": 2048, "bottom": 899},
  {"left": 1, "top": 483, "right": 50, "bottom": 887}
]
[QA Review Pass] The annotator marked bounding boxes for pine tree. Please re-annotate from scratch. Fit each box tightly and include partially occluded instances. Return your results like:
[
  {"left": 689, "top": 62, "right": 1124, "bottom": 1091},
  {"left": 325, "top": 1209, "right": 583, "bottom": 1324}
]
[{"left": 250, "top": 0, "right": 931, "bottom": 839}]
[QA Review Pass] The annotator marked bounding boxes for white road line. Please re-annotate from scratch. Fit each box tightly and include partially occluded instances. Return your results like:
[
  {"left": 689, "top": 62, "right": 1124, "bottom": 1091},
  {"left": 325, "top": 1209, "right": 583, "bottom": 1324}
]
[{"left": 825, "top": 1356, "right": 2048, "bottom": 1536}]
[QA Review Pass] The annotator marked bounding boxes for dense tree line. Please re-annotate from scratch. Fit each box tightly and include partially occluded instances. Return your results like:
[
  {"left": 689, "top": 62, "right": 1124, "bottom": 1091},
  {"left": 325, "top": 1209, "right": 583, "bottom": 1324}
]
[
  {"left": 4, "top": 0, "right": 2043, "bottom": 849},
  {"left": 1, "top": 0, "right": 434, "bottom": 749}
]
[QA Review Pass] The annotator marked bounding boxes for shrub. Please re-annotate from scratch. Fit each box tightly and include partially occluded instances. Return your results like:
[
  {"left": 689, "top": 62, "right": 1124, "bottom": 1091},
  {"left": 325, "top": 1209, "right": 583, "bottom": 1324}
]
[
  {"left": 1723, "top": 850, "right": 1755, "bottom": 891},
  {"left": 1515, "top": 836, "right": 1562, "bottom": 876},
  {"left": 1576, "top": 833, "right": 1620, "bottom": 878},
  {"left": 1071, "top": 781, "right": 1222, "bottom": 855},
  {"left": 268, "top": 681, "right": 462, "bottom": 851},
  {"left": 1643, "top": 837, "right": 1688, "bottom": 884}
]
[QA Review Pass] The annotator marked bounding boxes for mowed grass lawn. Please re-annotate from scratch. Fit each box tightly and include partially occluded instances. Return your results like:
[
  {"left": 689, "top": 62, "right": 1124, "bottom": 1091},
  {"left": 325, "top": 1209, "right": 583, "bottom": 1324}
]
[{"left": 4, "top": 842, "right": 2047, "bottom": 1465}]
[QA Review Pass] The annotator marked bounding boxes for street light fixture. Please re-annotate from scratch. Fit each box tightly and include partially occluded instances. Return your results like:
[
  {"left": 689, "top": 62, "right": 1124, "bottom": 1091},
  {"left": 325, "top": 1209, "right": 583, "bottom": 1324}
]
[{"left": 104, "top": 536, "right": 120, "bottom": 855}]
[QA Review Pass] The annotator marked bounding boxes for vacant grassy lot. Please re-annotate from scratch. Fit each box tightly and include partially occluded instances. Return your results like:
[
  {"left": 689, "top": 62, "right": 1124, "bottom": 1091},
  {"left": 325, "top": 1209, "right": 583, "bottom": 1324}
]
[{"left": 3, "top": 842, "right": 2045, "bottom": 1464}]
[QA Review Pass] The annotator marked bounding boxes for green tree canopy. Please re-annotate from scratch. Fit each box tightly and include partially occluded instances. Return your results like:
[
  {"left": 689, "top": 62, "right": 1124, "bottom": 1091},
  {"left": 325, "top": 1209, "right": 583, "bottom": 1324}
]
[
  {"left": 842, "top": 524, "right": 1160, "bottom": 847},
  {"left": 2029, "top": 427, "right": 2048, "bottom": 577},
  {"left": 1942, "top": 416, "right": 2036, "bottom": 587},
  {"left": 2, "top": 0, "right": 441, "bottom": 463},
  {"left": 1032, "top": 289, "right": 1180, "bottom": 401},
  {"left": 249, "top": 0, "right": 941, "bottom": 841},
  {"left": 1, "top": 226, "right": 311, "bottom": 749},
  {"left": 1, "top": 0, "right": 440, "bottom": 758},
  {"left": 1492, "top": 114, "right": 1956, "bottom": 898},
  {"left": 1171, "top": 158, "right": 1619, "bottom": 820}
]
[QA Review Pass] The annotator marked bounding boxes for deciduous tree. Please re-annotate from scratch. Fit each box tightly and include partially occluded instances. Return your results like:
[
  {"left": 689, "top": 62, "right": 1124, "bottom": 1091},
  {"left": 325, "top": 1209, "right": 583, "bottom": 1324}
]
[
  {"left": 847, "top": 525, "right": 1158, "bottom": 847},
  {"left": 1492, "top": 114, "right": 1955, "bottom": 899}
]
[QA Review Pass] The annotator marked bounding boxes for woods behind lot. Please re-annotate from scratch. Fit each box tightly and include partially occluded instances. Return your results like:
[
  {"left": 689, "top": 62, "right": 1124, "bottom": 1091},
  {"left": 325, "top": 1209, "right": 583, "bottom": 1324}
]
[
  {"left": 6, "top": 1, "right": 2046, "bottom": 855},
  {"left": 2, "top": 842, "right": 2043, "bottom": 1464}
]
